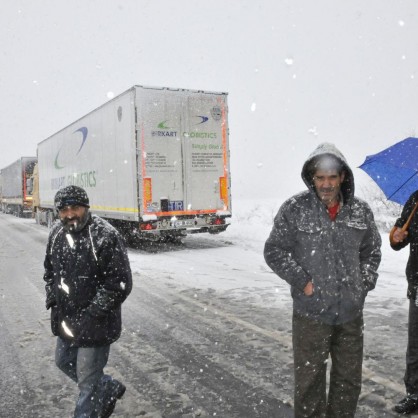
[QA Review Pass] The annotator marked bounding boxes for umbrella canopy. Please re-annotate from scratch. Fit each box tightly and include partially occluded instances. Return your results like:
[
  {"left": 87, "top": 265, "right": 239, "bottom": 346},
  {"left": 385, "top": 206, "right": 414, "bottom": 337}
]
[{"left": 359, "top": 137, "right": 418, "bottom": 206}]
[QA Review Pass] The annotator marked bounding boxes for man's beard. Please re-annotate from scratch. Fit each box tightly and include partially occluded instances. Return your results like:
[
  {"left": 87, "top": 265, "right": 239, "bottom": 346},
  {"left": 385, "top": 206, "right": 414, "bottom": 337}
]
[{"left": 61, "top": 211, "right": 89, "bottom": 233}]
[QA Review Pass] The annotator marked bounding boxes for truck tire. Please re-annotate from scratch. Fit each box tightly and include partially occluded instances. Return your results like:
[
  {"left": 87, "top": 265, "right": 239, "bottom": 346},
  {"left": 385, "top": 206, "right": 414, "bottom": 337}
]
[{"left": 208, "top": 225, "right": 228, "bottom": 234}]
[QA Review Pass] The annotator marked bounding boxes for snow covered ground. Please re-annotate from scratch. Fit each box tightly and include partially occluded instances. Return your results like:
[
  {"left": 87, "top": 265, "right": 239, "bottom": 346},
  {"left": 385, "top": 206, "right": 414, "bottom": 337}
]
[{"left": 0, "top": 197, "right": 413, "bottom": 417}]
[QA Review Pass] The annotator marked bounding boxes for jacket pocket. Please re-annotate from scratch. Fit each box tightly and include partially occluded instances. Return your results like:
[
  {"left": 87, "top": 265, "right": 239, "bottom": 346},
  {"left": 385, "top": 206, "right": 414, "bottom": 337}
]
[
  {"left": 341, "top": 217, "right": 368, "bottom": 250},
  {"left": 346, "top": 220, "right": 367, "bottom": 230},
  {"left": 291, "top": 285, "right": 326, "bottom": 316},
  {"left": 296, "top": 218, "right": 322, "bottom": 234},
  {"left": 295, "top": 220, "right": 323, "bottom": 254}
]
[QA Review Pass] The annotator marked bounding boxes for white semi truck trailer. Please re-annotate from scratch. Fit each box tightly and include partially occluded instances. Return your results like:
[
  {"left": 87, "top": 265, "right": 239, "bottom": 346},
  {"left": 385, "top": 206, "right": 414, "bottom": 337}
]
[
  {"left": 0, "top": 157, "right": 37, "bottom": 217},
  {"left": 33, "top": 85, "right": 231, "bottom": 241}
]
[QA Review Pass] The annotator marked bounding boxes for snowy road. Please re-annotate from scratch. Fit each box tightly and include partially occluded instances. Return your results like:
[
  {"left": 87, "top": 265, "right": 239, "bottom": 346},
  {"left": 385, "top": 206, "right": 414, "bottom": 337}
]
[{"left": 0, "top": 207, "right": 413, "bottom": 417}]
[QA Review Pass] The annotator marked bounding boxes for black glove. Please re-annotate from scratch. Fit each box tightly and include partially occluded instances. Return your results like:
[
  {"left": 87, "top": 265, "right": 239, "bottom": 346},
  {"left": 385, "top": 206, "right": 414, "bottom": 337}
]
[
  {"left": 86, "top": 301, "right": 108, "bottom": 318},
  {"left": 46, "top": 299, "right": 57, "bottom": 310}
]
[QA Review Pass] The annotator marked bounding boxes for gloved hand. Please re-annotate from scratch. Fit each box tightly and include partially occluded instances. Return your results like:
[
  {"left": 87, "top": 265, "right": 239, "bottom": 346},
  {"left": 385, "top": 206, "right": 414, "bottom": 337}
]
[
  {"left": 86, "top": 301, "right": 108, "bottom": 318},
  {"left": 46, "top": 299, "right": 57, "bottom": 310}
]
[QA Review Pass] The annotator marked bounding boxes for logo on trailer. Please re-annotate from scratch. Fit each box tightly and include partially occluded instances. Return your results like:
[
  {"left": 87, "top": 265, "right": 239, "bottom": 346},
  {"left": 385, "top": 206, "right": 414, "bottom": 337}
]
[
  {"left": 211, "top": 106, "right": 222, "bottom": 121},
  {"left": 54, "top": 127, "right": 89, "bottom": 169},
  {"left": 195, "top": 116, "right": 209, "bottom": 124},
  {"left": 152, "top": 116, "right": 215, "bottom": 139},
  {"left": 157, "top": 121, "right": 170, "bottom": 129},
  {"left": 183, "top": 132, "right": 217, "bottom": 139},
  {"left": 152, "top": 121, "right": 177, "bottom": 137}
]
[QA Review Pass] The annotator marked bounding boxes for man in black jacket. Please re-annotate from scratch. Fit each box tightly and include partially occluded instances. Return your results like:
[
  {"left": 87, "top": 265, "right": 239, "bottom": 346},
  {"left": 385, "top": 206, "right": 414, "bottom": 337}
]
[
  {"left": 264, "top": 143, "right": 381, "bottom": 417},
  {"left": 390, "top": 190, "right": 418, "bottom": 414},
  {"left": 43, "top": 185, "right": 132, "bottom": 418}
]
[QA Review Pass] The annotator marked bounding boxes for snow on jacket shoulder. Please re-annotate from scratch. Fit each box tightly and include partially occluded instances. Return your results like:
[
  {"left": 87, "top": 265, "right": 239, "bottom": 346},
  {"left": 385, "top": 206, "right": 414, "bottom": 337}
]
[{"left": 43, "top": 214, "right": 132, "bottom": 347}]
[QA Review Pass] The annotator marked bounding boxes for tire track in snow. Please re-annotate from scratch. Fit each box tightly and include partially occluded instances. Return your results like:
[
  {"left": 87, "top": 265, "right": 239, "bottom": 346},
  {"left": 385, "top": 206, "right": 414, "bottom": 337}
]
[
  {"left": 135, "top": 276, "right": 404, "bottom": 417},
  {"left": 115, "top": 275, "right": 294, "bottom": 417}
]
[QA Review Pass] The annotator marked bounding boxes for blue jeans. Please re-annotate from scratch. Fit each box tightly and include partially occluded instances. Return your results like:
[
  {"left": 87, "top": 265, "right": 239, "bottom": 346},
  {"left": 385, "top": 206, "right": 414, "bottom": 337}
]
[{"left": 55, "top": 337, "right": 111, "bottom": 418}]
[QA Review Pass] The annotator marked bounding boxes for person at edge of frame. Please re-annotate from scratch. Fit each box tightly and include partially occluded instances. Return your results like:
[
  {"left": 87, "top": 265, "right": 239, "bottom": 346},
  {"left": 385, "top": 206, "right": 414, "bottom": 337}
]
[{"left": 390, "top": 190, "right": 418, "bottom": 415}]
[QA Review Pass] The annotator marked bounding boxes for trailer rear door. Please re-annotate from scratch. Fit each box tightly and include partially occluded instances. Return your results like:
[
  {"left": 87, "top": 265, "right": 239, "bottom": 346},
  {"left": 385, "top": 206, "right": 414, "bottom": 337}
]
[{"left": 137, "top": 87, "right": 230, "bottom": 217}]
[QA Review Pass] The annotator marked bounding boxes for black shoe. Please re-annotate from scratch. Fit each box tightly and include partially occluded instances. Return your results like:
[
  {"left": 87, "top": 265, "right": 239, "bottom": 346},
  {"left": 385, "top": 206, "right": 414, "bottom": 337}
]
[
  {"left": 100, "top": 379, "right": 126, "bottom": 418},
  {"left": 394, "top": 395, "right": 418, "bottom": 414}
]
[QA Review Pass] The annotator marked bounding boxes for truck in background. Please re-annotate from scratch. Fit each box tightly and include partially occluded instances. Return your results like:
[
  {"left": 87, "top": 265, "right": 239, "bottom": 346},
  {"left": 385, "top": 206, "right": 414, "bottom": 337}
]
[
  {"left": 0, "top": 157, "right": 37, "bottom": 217},
  {"left": 33, "top": 85, "right": 231, "bottom": 241}
]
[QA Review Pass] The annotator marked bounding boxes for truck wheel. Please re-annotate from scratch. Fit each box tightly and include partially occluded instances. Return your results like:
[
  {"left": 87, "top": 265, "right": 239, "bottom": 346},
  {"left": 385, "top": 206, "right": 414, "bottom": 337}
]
[
  {"left": 162, "top": 233, "right": 185, "bottom": 244},
  {"left": 208, "top": 225, "right": 228, "bottom": 234}
]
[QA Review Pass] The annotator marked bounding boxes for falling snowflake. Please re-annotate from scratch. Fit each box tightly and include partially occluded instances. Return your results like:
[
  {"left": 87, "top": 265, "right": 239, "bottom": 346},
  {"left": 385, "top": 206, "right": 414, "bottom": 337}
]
[
  {"left": 308, "top": 126, "right": 319, "bottom": 136},
  {"left": 284, "top": 57, "right": 294, "bottom": 66}
]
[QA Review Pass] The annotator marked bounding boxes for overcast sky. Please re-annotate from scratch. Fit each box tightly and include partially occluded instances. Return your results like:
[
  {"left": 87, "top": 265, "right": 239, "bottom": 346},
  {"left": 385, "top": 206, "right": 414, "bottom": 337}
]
[{"left": 1, "top": 0, "right": 418, "bottom": 199}]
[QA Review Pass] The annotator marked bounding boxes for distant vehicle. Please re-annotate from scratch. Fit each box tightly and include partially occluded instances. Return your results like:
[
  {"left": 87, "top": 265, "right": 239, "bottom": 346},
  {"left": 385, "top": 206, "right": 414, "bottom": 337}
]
[
  {"left": 0, "top": 157, "right": 37, "bottom": 217},
  {"left": 33, "top": 85, "right": 232, "bottom": 241}
]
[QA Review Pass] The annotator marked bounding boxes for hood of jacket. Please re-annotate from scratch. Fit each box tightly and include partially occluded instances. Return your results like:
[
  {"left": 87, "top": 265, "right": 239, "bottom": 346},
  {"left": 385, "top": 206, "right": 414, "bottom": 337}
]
[{"left": 301, "top": 142, "right": 355, "bottom": 203}]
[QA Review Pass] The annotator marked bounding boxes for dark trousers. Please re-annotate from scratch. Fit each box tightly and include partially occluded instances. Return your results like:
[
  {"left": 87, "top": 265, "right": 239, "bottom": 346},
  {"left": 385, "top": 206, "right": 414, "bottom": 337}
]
[
  {"left": 292, "top": 313, "right": 364, "bottom": 418},
  {"left": 405, "top": 299, "right": 418, "bottom": 394}
]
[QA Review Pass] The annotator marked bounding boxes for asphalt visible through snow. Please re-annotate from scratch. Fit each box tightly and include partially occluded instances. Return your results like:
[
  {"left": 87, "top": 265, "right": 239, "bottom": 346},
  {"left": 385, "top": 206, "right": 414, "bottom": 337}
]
[{"left": 0, "top": 212, "right": 411, "bottom": 417}]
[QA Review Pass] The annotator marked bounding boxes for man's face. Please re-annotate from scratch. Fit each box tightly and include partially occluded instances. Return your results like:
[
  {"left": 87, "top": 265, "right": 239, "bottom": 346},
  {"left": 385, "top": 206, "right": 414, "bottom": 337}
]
[
  {"left": 59, "top": 205, "right": 88, "bottom": 232},
  {"left": 313, "top": 169, "right": 345, "bottom": 207}
]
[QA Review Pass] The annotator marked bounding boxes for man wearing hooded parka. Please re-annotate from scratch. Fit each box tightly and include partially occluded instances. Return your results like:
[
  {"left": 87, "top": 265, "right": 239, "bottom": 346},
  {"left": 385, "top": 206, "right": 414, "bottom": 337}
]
[{"left": 264, "top": 143, "right": 381, "bottom": 417}]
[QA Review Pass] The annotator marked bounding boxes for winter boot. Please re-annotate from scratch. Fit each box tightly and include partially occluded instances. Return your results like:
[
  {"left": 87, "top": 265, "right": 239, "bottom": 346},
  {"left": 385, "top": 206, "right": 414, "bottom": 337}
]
[
  {"left": 99, "top": 379, "right": 126, "bottom": 418},
  {"left": 394, "top": 394, "right": 418, "bottom": 414}
]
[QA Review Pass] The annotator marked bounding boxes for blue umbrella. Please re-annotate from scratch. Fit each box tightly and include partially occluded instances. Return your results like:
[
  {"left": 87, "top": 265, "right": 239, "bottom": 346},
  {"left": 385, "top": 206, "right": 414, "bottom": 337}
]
[{"left": 359, "top": 137, "right": 418, "bottom": 206}]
